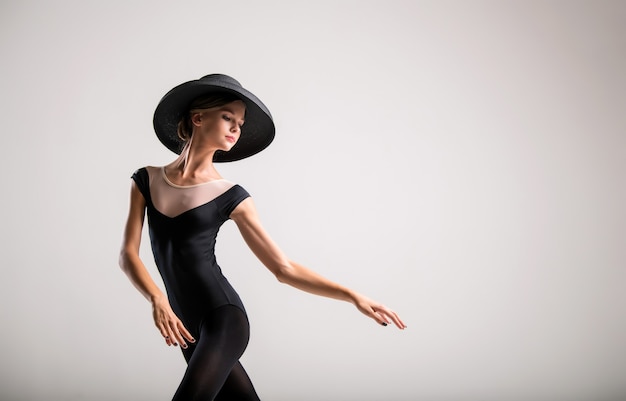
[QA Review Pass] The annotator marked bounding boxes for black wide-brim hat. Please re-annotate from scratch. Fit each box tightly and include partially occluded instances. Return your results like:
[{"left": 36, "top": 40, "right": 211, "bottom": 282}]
[{"left": 153, "top": 74, "right": 275, "bottom": 162}]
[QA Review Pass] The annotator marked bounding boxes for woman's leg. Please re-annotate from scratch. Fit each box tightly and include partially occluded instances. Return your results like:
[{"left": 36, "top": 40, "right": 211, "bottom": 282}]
[
  {"left": 214, "top": 361, "right": 260, "bottom": 401},
  {"left": 172, "top": 305, "right": 259, "bottom": 400}
]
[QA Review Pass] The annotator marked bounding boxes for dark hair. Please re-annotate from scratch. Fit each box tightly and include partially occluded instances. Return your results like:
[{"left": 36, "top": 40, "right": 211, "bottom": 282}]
[{"left": 176, "top": 92, "right": 243, "bottom": 142}]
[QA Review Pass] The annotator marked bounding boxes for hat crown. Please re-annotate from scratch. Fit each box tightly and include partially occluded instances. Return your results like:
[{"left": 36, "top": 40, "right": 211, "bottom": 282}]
[{"left": 198, "top": 74, "right": 242, "bottom": 88}]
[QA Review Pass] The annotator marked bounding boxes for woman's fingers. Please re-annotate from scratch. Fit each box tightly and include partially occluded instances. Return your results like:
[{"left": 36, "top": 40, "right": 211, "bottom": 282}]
[
  {"left": 373, "top": 306, "right": 407, "bottom": 329},
  {"left": 157, "top": 321, "right": 178, "bottom": 346},
  {"left": 374, "top": 308, "right": 393, "bottom": 327},
  {"left": 152, "top": 300, "right": 195, "bottom": 348},
  {"left": 168, "top": 320, "right": 196, "bottom": 349},
  {"left": 380, "top": 309, "right": 407, "bottom": 329},
  {"left": 178, "top": 321, "right": 196, "bottom": 344},
  {"left": 356, "top": 296, "right": 407, "bottom": 330},
  {"left": 167, "top": 320, "right": 186, "bottom": 348},
  {"left": 158, "top": 321, "right": 186, "bottom": 347},
  {"left": 391, "top": 311, "right": 407, "bottom": 329},
  {"left": 158, "top": 325, "right": 173, "bottom": 345}
]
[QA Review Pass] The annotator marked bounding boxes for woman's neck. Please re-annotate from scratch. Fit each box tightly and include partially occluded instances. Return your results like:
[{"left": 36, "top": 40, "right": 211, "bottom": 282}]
[{"left": 168, "top": 138, "right": 222, "bottom": 182}]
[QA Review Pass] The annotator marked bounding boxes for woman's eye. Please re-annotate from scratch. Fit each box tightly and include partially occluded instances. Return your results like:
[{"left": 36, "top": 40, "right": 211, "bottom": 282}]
[{"left": 222, "top": 115, "right": 231, "bottom": 121}]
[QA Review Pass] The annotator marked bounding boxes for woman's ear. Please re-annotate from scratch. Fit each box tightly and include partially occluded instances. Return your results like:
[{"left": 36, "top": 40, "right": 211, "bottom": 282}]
[{"left": 191, "top": 112, "right": 203, "bottom": 126}]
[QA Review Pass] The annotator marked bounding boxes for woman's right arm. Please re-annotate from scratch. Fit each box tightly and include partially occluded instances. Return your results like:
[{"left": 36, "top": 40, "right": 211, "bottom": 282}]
[{"left": 118, "top": 181, "right": 194, "bottom": 348}]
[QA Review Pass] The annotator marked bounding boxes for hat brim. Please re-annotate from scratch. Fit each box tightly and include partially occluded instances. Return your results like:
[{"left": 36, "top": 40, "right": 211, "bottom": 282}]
[{"left": 153, "top": 75, "right": 275, "bottom": 162}]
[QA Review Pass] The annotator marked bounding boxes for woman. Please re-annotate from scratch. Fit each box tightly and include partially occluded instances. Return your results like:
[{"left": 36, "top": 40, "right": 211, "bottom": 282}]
[{"left": 119, "top": 74, "right": 406, "bottom": 400}]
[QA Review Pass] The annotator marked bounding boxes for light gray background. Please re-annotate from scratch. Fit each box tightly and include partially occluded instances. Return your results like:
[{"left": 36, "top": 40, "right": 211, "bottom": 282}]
[{"left": 1, "top": 1, "right": 624, "bottom": 400}]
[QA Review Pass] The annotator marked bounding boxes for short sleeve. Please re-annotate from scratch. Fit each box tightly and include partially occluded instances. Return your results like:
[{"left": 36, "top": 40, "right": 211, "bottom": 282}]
[
  {"left": 131, "top": 167, "right": 151, "bottom": 203},
  {"left": 217, "top": 184, "right": 250, "bottom": 219}
]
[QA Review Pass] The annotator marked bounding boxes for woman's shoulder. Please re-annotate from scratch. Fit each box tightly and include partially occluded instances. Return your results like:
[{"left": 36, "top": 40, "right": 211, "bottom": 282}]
[
  {"left": 144, "top": 165, "right": 162, "bottom": 175},
  {"left": 131, "top": 165, "right": 165, "bottom": 179}
]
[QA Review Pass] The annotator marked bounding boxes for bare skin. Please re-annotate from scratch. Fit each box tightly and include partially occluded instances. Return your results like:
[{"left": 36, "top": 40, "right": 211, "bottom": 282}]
[{"left": 119, "top": 100, "right": 406, "bottom": 349}]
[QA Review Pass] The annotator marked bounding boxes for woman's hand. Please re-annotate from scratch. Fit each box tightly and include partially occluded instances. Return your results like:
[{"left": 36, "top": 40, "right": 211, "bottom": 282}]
[
  {"left": 151, "top": 296, "right": 195, "bottom": 348},
  {"left": 353, "top": 294, "right": 407, "bottom": 330}
]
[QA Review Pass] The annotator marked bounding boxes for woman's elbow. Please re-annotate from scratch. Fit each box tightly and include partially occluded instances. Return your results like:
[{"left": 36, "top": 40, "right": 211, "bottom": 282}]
[
  {"left": 118, "top": 247, "right": 136, "bottom": 273},
  {"left": 272, "top": 262, "right": 294, "bottom": 284},
  {"left": 118, "top": 250, "right": 128, "bottom": 272}
]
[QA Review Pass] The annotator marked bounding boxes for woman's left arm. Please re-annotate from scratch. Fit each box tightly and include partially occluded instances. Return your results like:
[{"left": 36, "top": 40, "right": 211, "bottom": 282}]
[{"left": 230, "top": 198, "right": 406, "bottom": 329}]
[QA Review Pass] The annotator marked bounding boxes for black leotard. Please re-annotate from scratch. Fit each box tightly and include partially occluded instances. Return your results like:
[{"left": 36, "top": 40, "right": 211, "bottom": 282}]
[
  {"left": 132, "top": 167, "right": 261, "bottom": 400},
  {"left": 132, "top": 167, "right": 250, "bottom": 337}
]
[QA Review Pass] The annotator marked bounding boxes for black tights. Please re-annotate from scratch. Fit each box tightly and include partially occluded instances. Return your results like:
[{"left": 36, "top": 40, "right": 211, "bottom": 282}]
[{"left": 173, "top": 305, "right": 260, "bottom": 401}]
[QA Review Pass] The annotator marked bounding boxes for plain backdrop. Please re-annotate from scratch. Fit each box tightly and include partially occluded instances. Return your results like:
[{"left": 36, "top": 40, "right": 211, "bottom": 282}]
[{"left": 1, "top": 1, "right": 625, "bottom": 400}]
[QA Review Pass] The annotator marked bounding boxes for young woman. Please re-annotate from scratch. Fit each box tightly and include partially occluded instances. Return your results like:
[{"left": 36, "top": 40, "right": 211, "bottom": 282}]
[{"left": 119, "top": 74, "right": 406, "bottom": 400}]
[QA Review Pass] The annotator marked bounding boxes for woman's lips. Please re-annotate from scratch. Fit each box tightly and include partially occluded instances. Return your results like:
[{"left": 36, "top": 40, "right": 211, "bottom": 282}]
[{"left": 226, "top": 135, "right": 236, "bottom": 143}]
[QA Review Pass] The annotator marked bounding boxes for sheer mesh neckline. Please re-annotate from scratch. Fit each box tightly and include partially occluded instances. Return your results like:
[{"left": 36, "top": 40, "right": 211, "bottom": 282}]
[
  {"left": 161, "top": 167, "right": 226, "bottom": 189},
  {"left": 146, "top": 166, "right": 236, "bottom": 218}
]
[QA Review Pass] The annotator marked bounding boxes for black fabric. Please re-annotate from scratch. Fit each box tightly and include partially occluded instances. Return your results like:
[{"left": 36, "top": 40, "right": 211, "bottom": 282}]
[
  {"left": 174, "top": 305, "right": 260, "bottom": 401},
  {"left": 131, "top": 167, "right": 259, "bottom": 399}
]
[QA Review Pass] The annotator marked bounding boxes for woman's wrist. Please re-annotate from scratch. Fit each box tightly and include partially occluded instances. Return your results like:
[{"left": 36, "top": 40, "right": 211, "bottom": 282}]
[
  {"left": 344, "top": 288, "right": 360, "bottom": 305},
  {"left": 149, "top": 292, "right": 166, "bottom": 305}
]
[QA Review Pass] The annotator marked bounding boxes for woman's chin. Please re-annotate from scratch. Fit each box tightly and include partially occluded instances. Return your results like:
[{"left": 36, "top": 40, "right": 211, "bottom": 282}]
[{"left": 222, "top": 141, "right": 238, "bottom": 152}]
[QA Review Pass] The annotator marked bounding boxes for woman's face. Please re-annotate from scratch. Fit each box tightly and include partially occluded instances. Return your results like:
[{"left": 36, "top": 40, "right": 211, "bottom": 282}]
[{"left": 191, "top": 100, "right": 246, "bottom": 153}]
